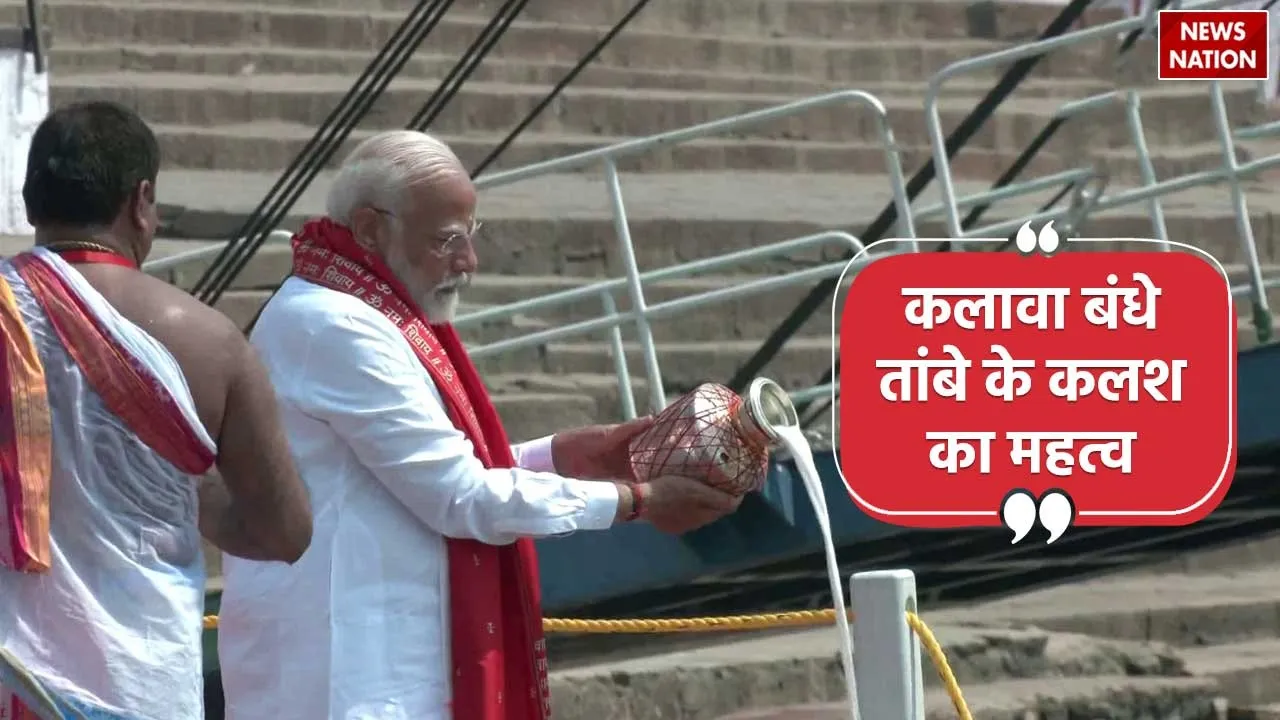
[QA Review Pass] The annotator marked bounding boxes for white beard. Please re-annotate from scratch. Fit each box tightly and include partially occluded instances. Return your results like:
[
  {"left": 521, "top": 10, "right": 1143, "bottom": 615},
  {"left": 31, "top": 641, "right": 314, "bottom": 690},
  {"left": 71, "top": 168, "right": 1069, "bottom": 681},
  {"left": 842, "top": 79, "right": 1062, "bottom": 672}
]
[
  {"left": 384, "top": 242, "right": 469, "bottom": 324},
  {"left": 419, "top": 286, "right": 461, "bottom": 324}
]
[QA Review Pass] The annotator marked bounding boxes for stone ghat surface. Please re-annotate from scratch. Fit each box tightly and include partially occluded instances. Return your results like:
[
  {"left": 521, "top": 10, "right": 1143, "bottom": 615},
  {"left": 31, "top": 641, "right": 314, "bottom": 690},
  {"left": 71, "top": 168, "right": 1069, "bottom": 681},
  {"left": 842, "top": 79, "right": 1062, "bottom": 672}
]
[{"left": 546, "top": 550, "right": 1280, "bottom": 719}]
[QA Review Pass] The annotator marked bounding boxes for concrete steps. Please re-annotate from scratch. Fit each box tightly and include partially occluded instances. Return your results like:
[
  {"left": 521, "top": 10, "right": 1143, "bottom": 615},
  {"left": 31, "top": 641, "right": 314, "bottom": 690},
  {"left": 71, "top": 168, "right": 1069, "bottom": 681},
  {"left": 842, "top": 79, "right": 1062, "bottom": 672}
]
[
  {"left": 552, "top": 623, "right": 1218, "bottom": 720},
  {"left": 25, "top": 0, "right": 1277, "bottom": 441},
  {"left": 539, "top": 549, "right": 1280, "bottom": 720},
  {"left": 50, "top": 46, "right": 1113, "bottom": 97},
  {"left": 212, "top": 278, "right": 852, "bottom": 344},
  {"left": 48, "top": 73, "right": 1261, "bottom": 156},
  {"left": 19, "top": 4, "right": 1098, "bottom": 80},
  {"left": 16, "top": 0, "right": 1267, "bottom": 188},
  {"left": 151, "top": 169, "right": 1280, "bottom": 269},
  {"left": 12, "top": 0, "right": 1127, "bottom": 47},
  {"left": 715, "top": 677, "right": 1221, "bottom": 720},
  {"left": 145, "top": 122, "right": 1238, "bottom": 186},
  {"left": 142, "top": 160, "right": 1280, "bottom": 441}
]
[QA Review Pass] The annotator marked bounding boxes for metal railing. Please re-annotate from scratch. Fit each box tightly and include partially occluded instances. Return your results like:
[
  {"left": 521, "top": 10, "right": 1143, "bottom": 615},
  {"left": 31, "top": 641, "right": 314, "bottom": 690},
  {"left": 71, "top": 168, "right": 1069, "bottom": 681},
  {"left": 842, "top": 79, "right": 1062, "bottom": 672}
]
[
  {"left": 468, "top": 90, "right": 916, "bottom": 413},
  {"left": 195, "top": 0, "right": 665, "bottom": 309},
  {"left": 140, "top": 0, "right": 1280, "bottom": 433},
  {"left": 925, "top": 0, "right": 1276, "bottom": 334},
  {"left": 798, "top": 0, "right": 1280, "bottom": 431},
  {"left": 457, "top": 88, "right": 1124, "bottom": 413},
  {"left": 141, "top": 231, "right": 295, "bottom": 278},
  {"left": 460, "top": 230, "right": 882, "bottom": 418},
  {"left": 144, "top": 91, "right": 1156, "bottom": 423},
  {"left": 724, "top": 0, "right": 1098, "bottom": 394}
]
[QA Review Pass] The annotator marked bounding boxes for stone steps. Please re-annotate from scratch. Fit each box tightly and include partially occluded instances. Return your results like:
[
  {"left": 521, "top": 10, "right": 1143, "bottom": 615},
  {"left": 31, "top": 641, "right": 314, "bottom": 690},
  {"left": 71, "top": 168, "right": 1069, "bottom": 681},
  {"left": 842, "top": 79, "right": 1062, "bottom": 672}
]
[
  {"left": 51, "top": 46, "right": 1112, "bottom": 98},
  {"left": 212, "top": 277, "right": 852, "bottom": 344},
  {"left": 50, "top": 72, "right": 1258, "bottom": 153},
  {"left": 551, "top": 623, "right": 1214, "bottom": 720},
  {"left": 472, "top": 337, "right": 830, "bottom": 393},
  {"left": 205, "top": 256, "right": 1280, "bottom": 333},
  {"left": 152, "top": 169, "right": 1280, "bottom": 272},
  {"left": 713, "top": 677, "right": 1220, "bottom": 720},
  {"left": 12, "top": 5, "right": 1071, "bottom": 82},
  {"left": 99, "top": 118, "right": 1262, "bottom": 189},
  {"left": 1237, "top": 705, "right": 1280, "bottom": 720},
  {"left": 11, "top": 0, "right": 1127, "bottom": 46},
  {"left": 550, "top": 618, "right": 1220, "bottom": 720},
  {"left": 544, "top": 562, "right": 1280, "bottom": 719},
  {"left": 945, "top": 567, "right": 1280, "bottom": 720},
  {"left": 144, "top": 122, "right": 1085, "bottom": 179},
  {"left": 1186, "top": 639, "right": 1280, "bottom": 708}
]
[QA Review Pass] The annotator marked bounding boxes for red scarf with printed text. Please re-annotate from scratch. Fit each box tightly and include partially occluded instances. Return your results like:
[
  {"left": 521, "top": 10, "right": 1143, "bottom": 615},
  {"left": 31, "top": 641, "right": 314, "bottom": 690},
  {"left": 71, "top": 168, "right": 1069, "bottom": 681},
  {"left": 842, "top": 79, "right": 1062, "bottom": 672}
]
[{"left": 290, "top": 219, "right": 550, "bottom": 720}]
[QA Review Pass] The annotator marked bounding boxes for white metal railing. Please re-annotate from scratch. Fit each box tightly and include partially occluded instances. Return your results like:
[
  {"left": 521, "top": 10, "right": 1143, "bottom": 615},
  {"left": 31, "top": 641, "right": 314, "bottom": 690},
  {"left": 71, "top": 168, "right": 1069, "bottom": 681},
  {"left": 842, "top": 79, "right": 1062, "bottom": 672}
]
[
  {"left": 459, "top": 230, "right": 886, "bottom": 417},
  {"left": 140, "top": 230, "right": 295, "bottom": 277},
  {"left": 468, "top": 90, "right": 917, "bottom": 413},
  {"left": 455, "top": 88, "right": 1130, "bottom": 413},
  {"left": 144, "top": 0, "right": 1280, "bottom": 429},
  {"left": 924, "top": 0, "right": 1280, "bottom": 345}
]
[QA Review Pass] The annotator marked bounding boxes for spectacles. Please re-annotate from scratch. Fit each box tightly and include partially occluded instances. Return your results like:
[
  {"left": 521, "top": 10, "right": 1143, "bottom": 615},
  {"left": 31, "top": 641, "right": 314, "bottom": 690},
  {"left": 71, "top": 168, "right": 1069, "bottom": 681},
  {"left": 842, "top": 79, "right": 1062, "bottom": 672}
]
[{"left": 371, "top": 207, "right": 482, "bottom": 257}]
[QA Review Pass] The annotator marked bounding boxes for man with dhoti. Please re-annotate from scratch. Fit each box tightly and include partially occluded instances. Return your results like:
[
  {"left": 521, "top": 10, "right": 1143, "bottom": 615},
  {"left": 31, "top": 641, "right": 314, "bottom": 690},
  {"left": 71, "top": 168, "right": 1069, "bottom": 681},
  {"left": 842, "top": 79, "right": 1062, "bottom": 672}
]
[
  {"left": 217, "top": 130, "right": 741, "bottom": 720},
  {"left": 0, "top": 101, "right": 314, "bottom": 719}
]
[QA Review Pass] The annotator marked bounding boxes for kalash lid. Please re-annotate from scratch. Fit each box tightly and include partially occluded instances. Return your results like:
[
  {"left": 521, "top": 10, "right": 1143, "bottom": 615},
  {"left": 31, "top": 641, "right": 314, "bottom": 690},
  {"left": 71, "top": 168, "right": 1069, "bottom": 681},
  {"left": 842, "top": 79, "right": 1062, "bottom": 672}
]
[{"left": 745, "top": 377, "right": 799, "bottom": 442}]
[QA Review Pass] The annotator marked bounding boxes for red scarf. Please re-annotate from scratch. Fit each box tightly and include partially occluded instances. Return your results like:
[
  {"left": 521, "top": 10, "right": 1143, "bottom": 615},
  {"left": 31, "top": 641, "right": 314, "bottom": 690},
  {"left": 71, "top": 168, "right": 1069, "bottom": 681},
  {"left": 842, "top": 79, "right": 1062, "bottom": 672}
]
[{"left": 290, "top": 218, "right": 550, "bottom": 720}]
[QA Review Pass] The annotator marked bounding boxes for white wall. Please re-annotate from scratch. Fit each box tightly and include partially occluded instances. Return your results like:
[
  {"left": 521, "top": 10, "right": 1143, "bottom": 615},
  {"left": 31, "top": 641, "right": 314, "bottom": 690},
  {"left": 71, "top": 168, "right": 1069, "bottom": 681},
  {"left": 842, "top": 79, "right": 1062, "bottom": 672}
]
[{"left": 0, "top": 50, "right": 47, "bottom": 236}]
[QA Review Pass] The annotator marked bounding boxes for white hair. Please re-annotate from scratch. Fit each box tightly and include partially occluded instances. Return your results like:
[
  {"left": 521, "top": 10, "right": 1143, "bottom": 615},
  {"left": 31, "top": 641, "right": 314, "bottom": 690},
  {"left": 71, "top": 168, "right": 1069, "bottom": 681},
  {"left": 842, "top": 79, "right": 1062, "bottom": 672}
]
[{"left": 325, "top": 130, "right": 465, "bottom": 224}]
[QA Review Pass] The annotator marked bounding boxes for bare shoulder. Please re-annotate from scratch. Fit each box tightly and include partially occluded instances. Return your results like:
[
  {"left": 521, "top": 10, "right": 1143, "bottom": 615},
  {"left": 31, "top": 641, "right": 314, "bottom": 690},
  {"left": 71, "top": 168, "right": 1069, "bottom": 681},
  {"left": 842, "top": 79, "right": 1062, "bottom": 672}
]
[
  {"left": 73, "top": 267, "right": 251, "bottom": 438},
  {"left": 127, "top": 272, "right": 246, "bottom": 361}
]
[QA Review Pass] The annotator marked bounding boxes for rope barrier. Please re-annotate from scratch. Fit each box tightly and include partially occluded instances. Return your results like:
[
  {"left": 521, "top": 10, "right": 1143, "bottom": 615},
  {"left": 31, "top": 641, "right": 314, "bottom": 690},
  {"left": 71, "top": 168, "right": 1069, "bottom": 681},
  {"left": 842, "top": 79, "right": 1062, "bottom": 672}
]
[{"left": 201, "top": 609, "right": 972, "bottom": 719}]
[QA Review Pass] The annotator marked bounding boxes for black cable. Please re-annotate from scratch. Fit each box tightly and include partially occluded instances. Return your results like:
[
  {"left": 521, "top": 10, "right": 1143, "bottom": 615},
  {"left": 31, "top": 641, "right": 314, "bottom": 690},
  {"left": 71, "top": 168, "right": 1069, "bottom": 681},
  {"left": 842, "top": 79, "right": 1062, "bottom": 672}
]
[
  {"left": 25, "top": 0, "right": 42, "bottom": 74},
  {"left": 1115, "top": 0, "right": 1182, "bottom": 54},
  {"left": 942, "top": 116, "right": 1068, "bottom": 248},
  {"left": 470, "top": 0, "right": 655, "bottom": 177},
  {"left": 724, "top": 0, "right": 1096, "bottom": 395},
  {"left": 237, "top": 0, "right": 530, "bottom": 334},
  {"left": 793, "top": 0, "right": 1184, "bottom": 427},
  {"left": 407, "top": 0, "right": 530, "bottom": 131},
  {"left": 193, "top": 0, "right": 434, "bottom": 298},
  {"left": 193, "top": 0, "right": 455, "bottom": 305},
  {"left": 795, "top": 176, "right": 1082, "bottom": 429},
  {"left": 196, "top": 0, "right": 453, "bottom": 303},
  {"left": 932, "top": 0, "right": 1177, "bottom": 252}
]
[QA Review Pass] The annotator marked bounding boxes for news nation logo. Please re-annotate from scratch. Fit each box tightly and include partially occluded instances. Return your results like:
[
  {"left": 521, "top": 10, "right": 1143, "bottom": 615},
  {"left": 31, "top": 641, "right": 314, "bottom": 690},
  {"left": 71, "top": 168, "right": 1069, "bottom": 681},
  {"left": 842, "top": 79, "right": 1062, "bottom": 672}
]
[{"left": 1158, "top": 9, "right": 1270, "bottom": 80}]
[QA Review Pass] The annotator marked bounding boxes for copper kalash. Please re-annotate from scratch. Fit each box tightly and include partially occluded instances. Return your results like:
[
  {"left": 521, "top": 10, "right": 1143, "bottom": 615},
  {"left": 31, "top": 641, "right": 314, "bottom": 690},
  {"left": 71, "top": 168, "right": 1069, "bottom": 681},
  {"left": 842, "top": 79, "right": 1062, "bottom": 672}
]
[{"left": 627, "top": 378, "right": 800, "bottom": 495}]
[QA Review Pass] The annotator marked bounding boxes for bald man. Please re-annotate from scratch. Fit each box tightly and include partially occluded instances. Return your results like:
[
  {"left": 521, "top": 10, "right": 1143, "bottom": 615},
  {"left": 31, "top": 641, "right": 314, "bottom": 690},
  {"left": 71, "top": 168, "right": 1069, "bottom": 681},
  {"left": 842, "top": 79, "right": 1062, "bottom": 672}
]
[{"left": 216, "top": 131, "right": 741, "bottom": 720}]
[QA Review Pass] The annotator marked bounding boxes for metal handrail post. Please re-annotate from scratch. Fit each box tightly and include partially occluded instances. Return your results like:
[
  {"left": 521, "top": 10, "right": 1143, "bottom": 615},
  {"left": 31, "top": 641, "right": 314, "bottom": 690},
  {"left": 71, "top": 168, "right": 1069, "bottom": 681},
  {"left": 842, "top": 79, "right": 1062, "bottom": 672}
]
[
  {"left": 1208, "top": 81, "right": 1273, "bottom": 343},
  {"left": 602, "top": 159, "right": 665, "bottom": 413},
  {"left": 924, "top": 0, "right": 1239, "bottom": 240},
  {"left": 599, "top": 291, "right": 637, "bottom": 421},
  {"left": 1122, "top": 90, "right": 1172, "bottom": 250}
]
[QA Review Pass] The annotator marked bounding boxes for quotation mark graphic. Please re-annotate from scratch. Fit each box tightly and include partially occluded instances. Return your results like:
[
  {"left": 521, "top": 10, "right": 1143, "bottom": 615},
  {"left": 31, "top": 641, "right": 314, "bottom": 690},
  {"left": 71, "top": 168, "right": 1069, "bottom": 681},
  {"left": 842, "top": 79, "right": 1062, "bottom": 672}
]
[
  {"left": 1014, "top": 221, "right": 1061, "bottom": 256},
  {"left": 999, "top": 489, "right": 1075, "bottom": 545}
]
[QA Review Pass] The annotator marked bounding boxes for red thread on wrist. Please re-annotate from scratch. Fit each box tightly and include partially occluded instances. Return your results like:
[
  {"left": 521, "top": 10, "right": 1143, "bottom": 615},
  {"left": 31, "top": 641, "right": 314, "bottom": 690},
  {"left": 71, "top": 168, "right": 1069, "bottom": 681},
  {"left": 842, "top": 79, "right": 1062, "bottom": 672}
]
[{"left": 624, "top": 483, "right": 647, "bottom": 522}]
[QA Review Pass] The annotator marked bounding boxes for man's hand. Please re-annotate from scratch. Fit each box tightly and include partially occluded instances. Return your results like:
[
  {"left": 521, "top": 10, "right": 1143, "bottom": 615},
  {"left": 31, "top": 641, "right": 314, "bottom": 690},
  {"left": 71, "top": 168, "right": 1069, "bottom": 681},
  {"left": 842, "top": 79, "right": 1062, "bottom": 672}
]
[
  {"left": 551, "top": 416, "right": 656, "bottom": 481},
  {"left": 638, "top": 476, "right": 743, "bottom": 535}
]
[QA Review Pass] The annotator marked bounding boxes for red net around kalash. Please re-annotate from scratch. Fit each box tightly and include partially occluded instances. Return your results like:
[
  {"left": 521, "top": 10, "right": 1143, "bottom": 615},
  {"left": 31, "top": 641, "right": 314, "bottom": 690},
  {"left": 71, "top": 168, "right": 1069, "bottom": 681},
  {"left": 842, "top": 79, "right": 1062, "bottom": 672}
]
[{"left": 626, "top": 382, "right": 772, "bottom": 496}]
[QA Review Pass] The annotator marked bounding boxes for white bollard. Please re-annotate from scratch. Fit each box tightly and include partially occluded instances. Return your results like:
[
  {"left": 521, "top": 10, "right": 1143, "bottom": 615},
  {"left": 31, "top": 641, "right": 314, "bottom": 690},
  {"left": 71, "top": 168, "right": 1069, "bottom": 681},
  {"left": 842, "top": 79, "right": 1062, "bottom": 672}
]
[{"left": 850, "top": 569, "right": 925, "bottom": 720}]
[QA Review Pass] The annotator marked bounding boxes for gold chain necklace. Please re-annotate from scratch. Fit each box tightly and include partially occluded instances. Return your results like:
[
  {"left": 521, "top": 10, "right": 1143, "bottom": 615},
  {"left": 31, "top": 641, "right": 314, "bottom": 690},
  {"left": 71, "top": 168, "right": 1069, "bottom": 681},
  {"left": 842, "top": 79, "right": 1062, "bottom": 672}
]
[{"left": 41, "top": 240, "right": 122, "bottom": 255}]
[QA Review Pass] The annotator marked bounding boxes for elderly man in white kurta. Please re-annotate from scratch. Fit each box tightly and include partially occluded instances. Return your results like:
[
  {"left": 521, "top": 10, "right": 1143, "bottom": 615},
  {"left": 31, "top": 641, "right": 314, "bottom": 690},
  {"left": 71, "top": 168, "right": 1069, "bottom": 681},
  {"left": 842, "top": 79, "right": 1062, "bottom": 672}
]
[{"left": 216, "top": 130, "right": 741, "bottom": 720}]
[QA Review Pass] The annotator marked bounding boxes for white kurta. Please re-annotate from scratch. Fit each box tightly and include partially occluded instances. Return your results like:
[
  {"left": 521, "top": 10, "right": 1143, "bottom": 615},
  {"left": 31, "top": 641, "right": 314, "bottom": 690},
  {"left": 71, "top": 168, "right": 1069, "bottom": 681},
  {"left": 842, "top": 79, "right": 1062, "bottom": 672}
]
[
  {"left": 0, "top": 250, "right": 213, "bottom": 720},
  {"left": 217, "top": 277, "right": 619, "bottom": 720}
]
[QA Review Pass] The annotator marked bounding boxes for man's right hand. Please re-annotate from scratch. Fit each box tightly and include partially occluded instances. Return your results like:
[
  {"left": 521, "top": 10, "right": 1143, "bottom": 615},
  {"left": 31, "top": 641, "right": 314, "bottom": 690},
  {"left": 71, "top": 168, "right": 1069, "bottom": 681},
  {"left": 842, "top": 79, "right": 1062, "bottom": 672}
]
[{"left": 637, "top": 476, "right": 742, "bottom": 535}]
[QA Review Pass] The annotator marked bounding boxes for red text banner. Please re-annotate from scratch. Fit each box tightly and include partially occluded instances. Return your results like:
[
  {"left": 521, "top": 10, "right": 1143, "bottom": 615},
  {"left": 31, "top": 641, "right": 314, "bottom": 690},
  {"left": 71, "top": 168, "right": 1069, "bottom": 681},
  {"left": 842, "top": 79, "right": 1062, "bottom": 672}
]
[
  {"left": 837, "top": 244, "right": 1237, "bottom": 544},
  {"left": 1158, "top": 9, "right": 1269, "bottom": 81}
]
